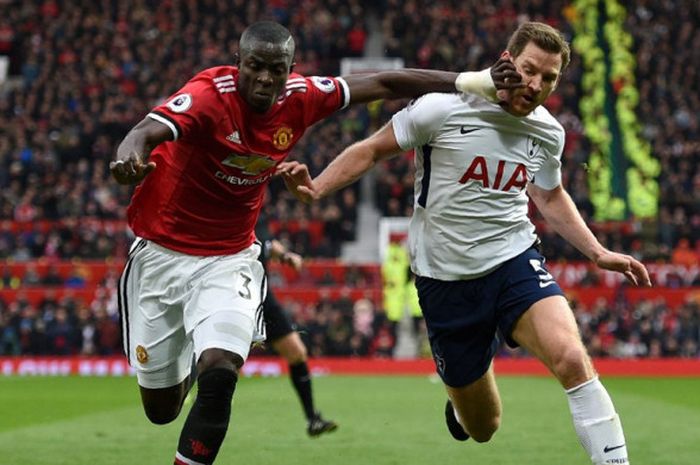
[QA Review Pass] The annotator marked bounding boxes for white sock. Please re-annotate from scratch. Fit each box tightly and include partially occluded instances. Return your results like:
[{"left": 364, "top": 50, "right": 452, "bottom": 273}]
[{"left": 566, "top": 377, "right": 629, "bottom": 465}]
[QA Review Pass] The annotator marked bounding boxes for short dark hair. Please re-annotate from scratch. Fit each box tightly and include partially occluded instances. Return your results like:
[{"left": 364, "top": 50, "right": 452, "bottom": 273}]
[
  {"left": 240, "top": 21, "right": 295, "bottom": 58},
  {"left": 506, "top": 22, "right": 571, "bottom": 71}
]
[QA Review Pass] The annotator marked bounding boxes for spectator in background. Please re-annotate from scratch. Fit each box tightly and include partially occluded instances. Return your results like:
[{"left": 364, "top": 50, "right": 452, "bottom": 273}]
[
  {"left": 22, "top": 263, "right": 42, "bottom": 287},
  {"left": 381, "top": 238, "right": 409, "bottom": 353},
  {"left": 671, "top": 237, "right": 698, "bottom": 267},
  {"left": 0, "top": 312, "right": 21, "bottom": 355},
  {"left": 46, "top": 306, "right": 77, "bottom": 355},
  {"left": 0, "top": 266, "right": 21, "bottom": 289},
  {"left": 93, "top": 306, "right": 121, "bottom": 355},
  {"left": 42, "top": 265, "right": 65, "bottom": 286}
]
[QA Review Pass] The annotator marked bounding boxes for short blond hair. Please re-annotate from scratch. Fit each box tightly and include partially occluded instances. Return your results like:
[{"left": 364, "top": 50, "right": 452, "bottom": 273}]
[{"left": 506, "top": 22, "right": 571, "bottom": 71}]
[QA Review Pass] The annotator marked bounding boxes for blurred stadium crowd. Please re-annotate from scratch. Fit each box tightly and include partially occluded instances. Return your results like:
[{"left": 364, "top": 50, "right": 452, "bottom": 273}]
[{"left": 0, "top": 0, "right": 698, "bottom": 358}]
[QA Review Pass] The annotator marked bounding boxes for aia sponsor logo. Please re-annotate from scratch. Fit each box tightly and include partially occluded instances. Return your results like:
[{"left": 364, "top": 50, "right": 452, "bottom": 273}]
[{"left": 458, "top": 156, "right": 528, "bottom": 191}]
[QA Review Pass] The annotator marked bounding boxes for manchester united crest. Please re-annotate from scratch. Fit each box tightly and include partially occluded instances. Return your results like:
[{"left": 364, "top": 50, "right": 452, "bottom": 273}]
[
  {"left": 272, "top": 126, "right": 293, "bottom": 150},
  {"left": 135, "top": 345, "right": 149, "bottom": 364}
]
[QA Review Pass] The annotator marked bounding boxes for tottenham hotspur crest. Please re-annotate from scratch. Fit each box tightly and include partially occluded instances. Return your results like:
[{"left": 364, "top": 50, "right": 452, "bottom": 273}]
[
  {"left": 527, "top": 136, "right": 543, "bottom": 159},
  {"left": 434, "top": 353, "right": 446, "bottom": 376}
]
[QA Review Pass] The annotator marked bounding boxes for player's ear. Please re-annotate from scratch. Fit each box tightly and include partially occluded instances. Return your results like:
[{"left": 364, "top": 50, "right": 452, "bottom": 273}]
[
  {"left": 233, "top": 52, "right": 240, "bottom": 66},
  {"left": 289, "top": 61, "right": 296, "bottom": 73}
]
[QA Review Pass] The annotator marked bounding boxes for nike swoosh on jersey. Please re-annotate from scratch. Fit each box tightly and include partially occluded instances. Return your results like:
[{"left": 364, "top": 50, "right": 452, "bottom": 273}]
[{"left": 539, "top": 281, "right": 556, "bottom": 288}]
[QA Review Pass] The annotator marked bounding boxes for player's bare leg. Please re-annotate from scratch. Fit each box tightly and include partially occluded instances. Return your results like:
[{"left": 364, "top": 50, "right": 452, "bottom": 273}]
[
  {"left": 139, "top": 357, "right": 198, "bottom": 424},
  {"left": 272, "top": 332, "right": 338, "bottom": 437},
  {"left": 140, "top": 378, "right": 194, "bottom": 425},
  {"left": 513, "top": 296, "right": 629, "bottom": 465},
  {"left": 445, "top": 363, "right": 502, "bottom": 443}
]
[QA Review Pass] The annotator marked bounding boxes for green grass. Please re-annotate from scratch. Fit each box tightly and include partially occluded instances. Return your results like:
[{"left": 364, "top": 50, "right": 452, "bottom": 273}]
[{"left": 1, "top": 374, "right": 698, "bottom": 465}]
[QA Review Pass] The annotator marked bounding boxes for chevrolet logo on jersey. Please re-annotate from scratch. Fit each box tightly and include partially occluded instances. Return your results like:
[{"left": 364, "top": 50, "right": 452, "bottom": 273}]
[{"left": 221, "top": 153, "right": 276, "bottom": 175}]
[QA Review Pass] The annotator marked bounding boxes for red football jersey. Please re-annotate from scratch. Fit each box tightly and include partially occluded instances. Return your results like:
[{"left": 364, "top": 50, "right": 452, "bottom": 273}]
[{"left": 127, "top": 66, "right": 349, "bottom": 255}]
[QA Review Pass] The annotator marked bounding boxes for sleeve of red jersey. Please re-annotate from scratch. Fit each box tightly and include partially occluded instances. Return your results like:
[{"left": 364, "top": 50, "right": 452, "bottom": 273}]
[
  {"left": 299, "top": 76, "right": 350, "bottom": 126},
  {"left": 146, "top": 73, "right": 221, "bottom": 141}
]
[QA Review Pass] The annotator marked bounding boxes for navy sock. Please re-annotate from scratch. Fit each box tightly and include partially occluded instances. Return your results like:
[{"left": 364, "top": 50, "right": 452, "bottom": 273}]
[
  {"left": 175, "top": 368, "right": 237, "bottom": 465},
  {"left": 289, "top": 361, "right": 316, "bottom": 420}
]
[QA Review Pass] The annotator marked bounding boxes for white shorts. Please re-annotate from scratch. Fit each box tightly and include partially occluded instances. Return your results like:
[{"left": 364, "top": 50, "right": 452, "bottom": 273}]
[{"left": 118, "top": 238, "right": 267, "bottom": 389}]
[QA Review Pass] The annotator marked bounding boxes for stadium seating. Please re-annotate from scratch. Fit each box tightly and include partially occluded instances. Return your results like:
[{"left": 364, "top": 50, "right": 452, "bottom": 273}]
[{"left": 0, "top": 1, "right": 698, "bottom": 358}]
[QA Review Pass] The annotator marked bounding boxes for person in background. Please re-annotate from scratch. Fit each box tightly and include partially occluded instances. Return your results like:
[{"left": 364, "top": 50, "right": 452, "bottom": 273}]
[{"left": 255, "top": 213, "right": 338, "bottom": 437}]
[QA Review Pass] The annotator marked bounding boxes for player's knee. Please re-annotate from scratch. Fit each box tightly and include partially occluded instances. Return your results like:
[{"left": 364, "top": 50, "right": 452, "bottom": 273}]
[
  {"left": 144, "top": 404, "right": 180, "bottom": 425},
  {"left": 197, "top": 366, "right": 238, "bottom": 401},
  {"left": 469, "top": 415, "right": 500, "bottom": 443},
  {"left": 552, "top": 345, "right": 592, "bottom": 387},
  {"left": 285, "top": 343, "right": 307, "bottom": 364},
  {"left": 274, "top": 334, "right": 308, "bottom": 364},
  {"left": 198, "top": 348, "right": 244, "bottom": 374}
]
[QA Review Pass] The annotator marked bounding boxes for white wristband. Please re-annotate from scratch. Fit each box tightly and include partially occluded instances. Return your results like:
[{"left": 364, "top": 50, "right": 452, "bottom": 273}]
[{"left": 455, "top": 68, "right": 497, "bottom": 101}]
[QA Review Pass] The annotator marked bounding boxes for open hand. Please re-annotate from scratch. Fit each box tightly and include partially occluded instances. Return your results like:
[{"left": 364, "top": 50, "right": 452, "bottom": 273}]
[
  {"left": 490, "top": 53, "right": 524, "bottom": 91},
  {"left": 276, "top": 161, "right": 316, "bottom": 203},
  {"left": 595, "top": 250, "right": 652, "bottom": 287},
  {"left": 491, "top": 52, "right": 524, "bottom": 105},
  {"left": 281, "top": 250, "right": 303, "bottom": 271}
]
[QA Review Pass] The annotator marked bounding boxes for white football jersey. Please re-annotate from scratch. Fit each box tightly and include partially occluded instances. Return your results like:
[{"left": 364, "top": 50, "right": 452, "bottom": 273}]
[{"left": 391, "top": 93, "right": 565, "bottom": 280}]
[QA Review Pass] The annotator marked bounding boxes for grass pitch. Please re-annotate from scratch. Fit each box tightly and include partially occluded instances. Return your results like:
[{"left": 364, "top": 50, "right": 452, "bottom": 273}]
[{"left": 1, "top": 374, "right": 698, "bottom": 465}]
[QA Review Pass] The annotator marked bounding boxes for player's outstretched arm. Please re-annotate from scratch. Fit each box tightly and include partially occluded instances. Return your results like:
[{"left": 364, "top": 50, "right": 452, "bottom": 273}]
[
  {"left": 343, "top": 57, "right": 523, "bottom": 104},
  {"left": 277, "top": 122, "right": 402, "bottom": 203},
  {"left": 527, "top": 183, "right": 652, "bottom": 287},
  {"left": 110, "top": 117, "right": 172, "bottom": 185}
]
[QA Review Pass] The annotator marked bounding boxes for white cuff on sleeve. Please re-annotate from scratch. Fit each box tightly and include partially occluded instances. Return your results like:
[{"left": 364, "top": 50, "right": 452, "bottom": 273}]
[{"left": 455, "top": 69, "right": 497, "bottom": 102}]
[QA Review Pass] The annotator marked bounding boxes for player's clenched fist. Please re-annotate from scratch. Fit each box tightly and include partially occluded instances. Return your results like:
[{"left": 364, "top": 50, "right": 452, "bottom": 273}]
[{"left": 110, "top": 153, "right": 156, "bottom": 185}]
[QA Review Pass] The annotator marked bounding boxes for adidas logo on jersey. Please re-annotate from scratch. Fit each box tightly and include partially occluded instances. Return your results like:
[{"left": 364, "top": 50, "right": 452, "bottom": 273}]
[{"left": 226, "top": 131, "right": 241, "bottom": 144}]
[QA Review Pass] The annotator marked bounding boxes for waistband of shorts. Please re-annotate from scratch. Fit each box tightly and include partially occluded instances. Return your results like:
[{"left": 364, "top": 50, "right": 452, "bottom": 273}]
[{"left": 137, "top": 237, "right": 261, "bottom": 259}]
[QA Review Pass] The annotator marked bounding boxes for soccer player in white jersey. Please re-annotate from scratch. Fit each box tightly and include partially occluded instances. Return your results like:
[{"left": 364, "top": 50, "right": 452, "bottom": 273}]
[{"left": 279, "top": 21, "right": 651, "bottom": 465}]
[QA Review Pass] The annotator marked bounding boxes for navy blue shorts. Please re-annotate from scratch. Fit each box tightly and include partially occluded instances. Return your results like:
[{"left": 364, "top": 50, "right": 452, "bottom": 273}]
[
  {"left": 415, "top": 246, "right": 564, "bottom": 388},
  {"left": 263, "top": 289, "right": 296, "bottom": 341}
]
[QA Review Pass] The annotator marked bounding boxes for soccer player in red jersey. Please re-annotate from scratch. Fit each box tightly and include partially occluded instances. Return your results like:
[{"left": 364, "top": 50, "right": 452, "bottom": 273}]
[{"left": 110, "top": 21, "right": 521, "bottom": 465}]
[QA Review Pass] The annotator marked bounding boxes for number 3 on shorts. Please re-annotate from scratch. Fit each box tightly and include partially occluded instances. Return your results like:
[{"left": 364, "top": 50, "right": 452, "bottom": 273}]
[
  {"left": 529, "top": 259, "right": 556, "bottom": 288},
  {"left": 238, "top": 272, "right": 252, "bottom": 299}
]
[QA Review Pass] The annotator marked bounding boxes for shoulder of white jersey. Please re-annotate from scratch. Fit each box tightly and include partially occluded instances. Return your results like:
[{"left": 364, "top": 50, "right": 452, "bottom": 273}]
[
  {"left": 403, "top": 92, "right": 462, "bottom": 124},
  {"left": 392, "top": 92, "right": 461, "bottom": 149},
  {"left": 400, "top": 93, "right": 458, "bottom": 120},
  {"left": 409, "top": 92, "right": 463, "bottom": 108},
  {"left": 532, "top": 105, "right": 566, "bottom": 142}
]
